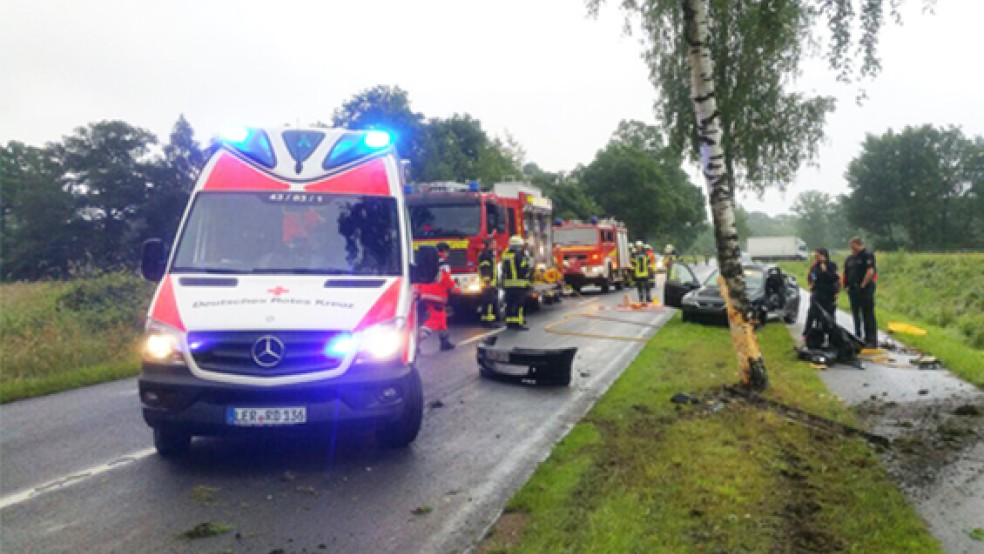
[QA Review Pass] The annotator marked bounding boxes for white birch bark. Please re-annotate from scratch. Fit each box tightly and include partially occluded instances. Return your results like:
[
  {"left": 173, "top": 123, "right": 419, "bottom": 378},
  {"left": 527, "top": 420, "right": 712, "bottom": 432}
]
[{"left": 683, "top": 0, "right": 768, "bottom": 390}]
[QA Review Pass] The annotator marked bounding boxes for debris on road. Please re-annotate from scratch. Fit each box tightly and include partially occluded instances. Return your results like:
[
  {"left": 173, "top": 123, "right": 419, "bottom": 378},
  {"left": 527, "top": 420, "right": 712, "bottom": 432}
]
[
  {"left": 178, "top": 521, "right": 233, "bottom": 539},
  {"left": 411, "top": 505, "right": 433, "bottom": 516}
]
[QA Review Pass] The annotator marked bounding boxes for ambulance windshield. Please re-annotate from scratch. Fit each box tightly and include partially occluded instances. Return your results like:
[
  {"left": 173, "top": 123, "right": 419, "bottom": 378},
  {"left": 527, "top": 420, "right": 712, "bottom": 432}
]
[
  {"left": 171, "top": 192, "right": 402, "bottom": 276},
  {"left": 553, "top": 227, "right": 599, "bottom": 246},
  {"left": 408, "top": 203, "right": 480, "bottom": 238}
]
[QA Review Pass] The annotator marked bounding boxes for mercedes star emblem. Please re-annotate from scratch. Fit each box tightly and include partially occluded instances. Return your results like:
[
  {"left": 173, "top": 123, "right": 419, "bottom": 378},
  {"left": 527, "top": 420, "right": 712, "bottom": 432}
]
[{"left": 252, "top": 335, "right": 285, "bottom": 368}]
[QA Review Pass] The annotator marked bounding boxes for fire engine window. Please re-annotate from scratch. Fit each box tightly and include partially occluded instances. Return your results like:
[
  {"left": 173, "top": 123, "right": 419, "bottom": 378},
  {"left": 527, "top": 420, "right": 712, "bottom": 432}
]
[
  {"left": 603, "top": 230, "right": 614, "bottom": 242},
  {"left": 485, "top": 201, "right": 498, "bottom": 235},
  {"left": 171, "top": 192, "right": 402, "bottom": 276},
  {"left": 554, "top": 227, "right": 599, "bottom": 246},
  {"left": 408, "top": 203, "right": 481, "bottom": 237},
  {"left": 506, "top": 209, "right": 516, "bottom": 236}
]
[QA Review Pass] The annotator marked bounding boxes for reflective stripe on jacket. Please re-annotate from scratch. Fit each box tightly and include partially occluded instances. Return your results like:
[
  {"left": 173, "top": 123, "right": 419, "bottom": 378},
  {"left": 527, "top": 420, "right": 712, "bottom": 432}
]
[
  {"left": 633, "top": 254, "right": 651, "bottom": 279},
  {"left": 478, "top": 250, "right": 497, "bottom": 286},
  {"left": 501, "top": 250, "right": 531, "bottom": 288}
]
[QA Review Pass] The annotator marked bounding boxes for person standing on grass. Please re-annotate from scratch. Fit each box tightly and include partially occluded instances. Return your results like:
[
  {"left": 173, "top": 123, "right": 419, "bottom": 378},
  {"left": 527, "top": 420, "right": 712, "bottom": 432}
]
[
  {"left": 803, "top": 247, "right": 839, "bottom": 344},
  {"left": 844, "top": 236, "right": 878, "bottom": 347}
]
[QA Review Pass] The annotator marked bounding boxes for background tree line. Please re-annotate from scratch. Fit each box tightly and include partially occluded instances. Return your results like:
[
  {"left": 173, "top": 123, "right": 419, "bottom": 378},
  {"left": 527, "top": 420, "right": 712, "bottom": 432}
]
[{"left": 0, "top": 85, "right": 709, "bottom": 281}]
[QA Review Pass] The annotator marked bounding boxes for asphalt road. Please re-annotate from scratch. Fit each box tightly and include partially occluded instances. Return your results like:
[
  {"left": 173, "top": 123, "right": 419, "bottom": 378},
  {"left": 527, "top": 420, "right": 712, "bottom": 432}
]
[{"left": 0, "top": 283, "right": 673, "bottom": 554}]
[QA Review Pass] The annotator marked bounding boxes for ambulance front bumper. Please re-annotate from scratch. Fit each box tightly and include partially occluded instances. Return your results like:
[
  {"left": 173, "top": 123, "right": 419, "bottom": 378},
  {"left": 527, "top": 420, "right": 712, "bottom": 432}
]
[{"left": 139, "top": 360, "right": 414, "bottom": 435}]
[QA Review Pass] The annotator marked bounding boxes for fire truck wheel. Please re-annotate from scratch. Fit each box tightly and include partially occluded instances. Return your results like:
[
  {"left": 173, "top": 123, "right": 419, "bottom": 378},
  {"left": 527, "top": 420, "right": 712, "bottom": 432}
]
[
  {"left": 600, "top": 279, "right": 611, "bottom": 294},
  {"left": 571, "top": 284, "right": 582, "bottom": 295},
  {"left": 376, "top": 367, "right": 423, "bottom": 448}
]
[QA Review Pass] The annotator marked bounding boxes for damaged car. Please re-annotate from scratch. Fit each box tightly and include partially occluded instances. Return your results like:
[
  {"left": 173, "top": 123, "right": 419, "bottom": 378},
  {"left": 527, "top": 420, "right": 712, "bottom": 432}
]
[{"left": 664, "top": 262, "right": 800, "bottom": 326}]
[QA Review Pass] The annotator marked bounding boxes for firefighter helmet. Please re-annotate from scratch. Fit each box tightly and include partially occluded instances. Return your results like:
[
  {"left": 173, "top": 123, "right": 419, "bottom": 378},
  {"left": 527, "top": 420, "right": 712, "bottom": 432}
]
[
  {"left": 635, "top": 240, "right": 644, "bottom": 249},
  {"left": 509, "top": 235, "right": 524, "bottom": 248},
  {"left": 664, "top": 244, "right": 675, "bottom": 255}
]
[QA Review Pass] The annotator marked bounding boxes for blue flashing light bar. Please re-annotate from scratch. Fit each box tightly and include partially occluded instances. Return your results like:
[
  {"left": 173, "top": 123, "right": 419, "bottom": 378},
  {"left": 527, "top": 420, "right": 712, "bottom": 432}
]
[
  {"left": 324, "top": 130, "right": 394, "bottom": 171},
  {"left": 218, "top": 127, "right": 276, "bottom": 168},
  {"left": 468, "top": 181, "right": 480, "bottom": 192},
  {"left": 364, "top": 130, "right": 392, "bottom": 148},
  {"left": 403, "top": 184, "right": 414, "bottom": 194},
  {"left": 590, "top": 215, "right": 599, "bottom": 224}
]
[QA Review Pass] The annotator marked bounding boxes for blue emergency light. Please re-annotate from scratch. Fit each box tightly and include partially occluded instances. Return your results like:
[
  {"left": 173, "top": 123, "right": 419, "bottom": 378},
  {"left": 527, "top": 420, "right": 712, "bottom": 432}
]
[
  {"left": 324, "top": 130, "right": 393, "bottom": 171},
  {"left": 324, "top": 333, "right": 358, "bottom": 358},
  {"left": 218, "top": 127, "right": 276, "bottom": 168},
  {"left": 590, "top": 215, "right": 599, "bottom": 224},
  {"left": 403, "top": 184, "right": 414, "bottom": 194},
  {"left": 468, "top": 181, "right": 481, "bottom": 192}
]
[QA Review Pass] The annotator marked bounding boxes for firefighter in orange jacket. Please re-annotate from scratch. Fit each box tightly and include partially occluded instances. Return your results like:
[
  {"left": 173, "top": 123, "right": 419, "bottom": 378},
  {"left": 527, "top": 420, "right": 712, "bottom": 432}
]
[{"left": 418, "top": 242, "right": 460, "bottom": 350}]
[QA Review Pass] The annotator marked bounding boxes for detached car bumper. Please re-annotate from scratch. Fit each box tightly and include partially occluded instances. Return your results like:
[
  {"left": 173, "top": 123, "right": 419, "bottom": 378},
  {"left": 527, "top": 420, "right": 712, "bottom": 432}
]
[{"left": 139, "top": 361, "right": 415, "bottom": 436}]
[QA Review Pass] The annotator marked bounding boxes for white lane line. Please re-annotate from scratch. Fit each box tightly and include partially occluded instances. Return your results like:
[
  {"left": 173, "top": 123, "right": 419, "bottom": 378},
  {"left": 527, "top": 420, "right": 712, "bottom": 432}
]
[
  {"left": 0, "top": 447, "right": 156, "bottom": 511},
  {"left": 458, "top": 328, "right": 506, "bottom": 346}
]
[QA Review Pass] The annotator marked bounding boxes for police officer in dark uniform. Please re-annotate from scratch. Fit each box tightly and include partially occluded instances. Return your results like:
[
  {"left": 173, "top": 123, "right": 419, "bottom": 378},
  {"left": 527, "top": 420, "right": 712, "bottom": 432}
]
[
  {"left": 502, "top": 235, "right": 532, "bottom": 330},
  {"left": 477, "top": 237, "right": 500, "bottom": 327},
  {"left": 803, "top": 247, "right": 839, "bottom": 344},
  {"left": 844, "top": 236, "right": 877, "bottom": 347}
]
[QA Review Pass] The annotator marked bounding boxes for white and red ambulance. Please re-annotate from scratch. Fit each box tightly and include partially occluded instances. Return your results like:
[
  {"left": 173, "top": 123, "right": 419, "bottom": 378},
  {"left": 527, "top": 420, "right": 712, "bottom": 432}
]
[{"left": 138, "top": 127, "right": 423, "bottom": 457}]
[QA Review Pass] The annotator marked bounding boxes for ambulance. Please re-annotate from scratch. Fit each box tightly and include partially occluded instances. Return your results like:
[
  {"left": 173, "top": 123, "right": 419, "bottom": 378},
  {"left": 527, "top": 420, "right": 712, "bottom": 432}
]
[{"left": 138, "top": 127, "right": 424, "bottom": 457}]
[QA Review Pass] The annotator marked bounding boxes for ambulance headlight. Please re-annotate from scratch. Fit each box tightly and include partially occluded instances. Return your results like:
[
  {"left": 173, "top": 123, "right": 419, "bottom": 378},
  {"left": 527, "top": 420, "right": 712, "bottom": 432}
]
[
  {"left": 357, "top": 318, "right": 406, "bottom": 362},
  {"left": 465, "top": 281, "right": 482, "bottom": 293},
  {"left": 142, "top": 321, "right": 186, "bottom": 364}
]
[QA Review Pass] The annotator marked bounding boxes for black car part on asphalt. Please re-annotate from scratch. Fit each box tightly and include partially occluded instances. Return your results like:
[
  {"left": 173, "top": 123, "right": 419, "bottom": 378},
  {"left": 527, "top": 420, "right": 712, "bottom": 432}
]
[{"left": 476, "top": 336, "right": 576, "bottom": 386}]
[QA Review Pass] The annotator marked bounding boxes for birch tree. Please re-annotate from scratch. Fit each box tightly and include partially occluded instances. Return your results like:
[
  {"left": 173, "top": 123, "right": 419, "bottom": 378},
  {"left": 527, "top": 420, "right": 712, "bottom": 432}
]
[{"left": 589, "top": 0, "right": 929, "bottom": 390}]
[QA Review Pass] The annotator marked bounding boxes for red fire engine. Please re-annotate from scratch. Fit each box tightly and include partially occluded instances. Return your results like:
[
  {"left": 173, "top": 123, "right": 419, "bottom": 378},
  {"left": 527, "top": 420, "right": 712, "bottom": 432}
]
[
  {"left": 553, "top": 217, "right": 631, "bottom": 293},
  {"left": 406, "top": 181, "right": 562, "bottom": 317}
]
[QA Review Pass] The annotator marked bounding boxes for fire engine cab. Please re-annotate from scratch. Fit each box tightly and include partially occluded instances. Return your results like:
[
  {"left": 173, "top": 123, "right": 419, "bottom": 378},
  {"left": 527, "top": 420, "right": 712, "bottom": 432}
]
[
  {"left": 554, "top": 217, "right": 631, "bottom": 293},
  {"left": 406, "top": 181, "right": 562, "bottom": 316},
  {"left": 137, "top": 127, "right": 423, "bottom": 457}
]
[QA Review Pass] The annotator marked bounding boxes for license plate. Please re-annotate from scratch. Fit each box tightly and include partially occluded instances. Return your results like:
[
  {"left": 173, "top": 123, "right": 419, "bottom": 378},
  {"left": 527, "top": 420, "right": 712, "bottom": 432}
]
[
  {"left": 226, "top": 407, "right": 306, "bottom": 426},
  {"left": 486, "top": 349, "right": 511, "bottom": 363}
]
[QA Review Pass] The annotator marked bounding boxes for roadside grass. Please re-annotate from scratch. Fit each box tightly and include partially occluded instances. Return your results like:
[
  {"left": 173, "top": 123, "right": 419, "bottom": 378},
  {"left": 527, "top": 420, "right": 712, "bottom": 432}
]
[
  {"left": 0, "top": 273, "right": 152, "bottom": 403},
  {"left": 480, "top": 319, "right": 940, "bottom": 553},
  {"left": 779, "top": 252, "right": 984, "bottom": 388}
]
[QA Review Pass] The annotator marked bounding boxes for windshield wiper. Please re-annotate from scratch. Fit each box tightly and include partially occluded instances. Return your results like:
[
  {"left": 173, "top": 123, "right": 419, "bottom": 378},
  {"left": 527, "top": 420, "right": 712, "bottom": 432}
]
[
  {"left": 250, "top": 268, "right": 352, "bottom": 275},
  {"left": 171, "top": 266, "right": 240, "bottom": 274}
]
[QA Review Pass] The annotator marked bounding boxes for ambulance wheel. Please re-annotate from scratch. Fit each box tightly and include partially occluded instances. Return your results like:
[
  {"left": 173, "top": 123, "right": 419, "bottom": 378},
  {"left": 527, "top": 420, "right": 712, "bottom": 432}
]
[
  {"left": 783, "top": 310, "right": 797, "bottom": 324},
  {"left": 600, "top": 279, "right": 610, "bottom": 293},
  {"left": 153, "top": 426, "right": 191, "bottom": 458},
  {"left": 377, "top": 367, "right": 423, "bottom": 448}
]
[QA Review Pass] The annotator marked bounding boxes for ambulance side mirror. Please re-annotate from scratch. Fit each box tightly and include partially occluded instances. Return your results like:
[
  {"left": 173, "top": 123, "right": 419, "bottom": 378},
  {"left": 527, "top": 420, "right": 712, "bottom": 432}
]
[
  {"left": 411, "top": 245, "right": 439, "bottom": 284},
  {"left": 141, "top": 238, "right": 167, "bottom": 282}
]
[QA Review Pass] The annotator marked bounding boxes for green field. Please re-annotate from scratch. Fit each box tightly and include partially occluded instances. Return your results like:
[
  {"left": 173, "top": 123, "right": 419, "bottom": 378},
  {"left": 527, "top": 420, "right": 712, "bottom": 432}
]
[
  {"left": 480, "top": 319, "right": 939, "bottom": 553},
  {"left": 0, "top": 273, "right": 154, "bottom": 403},
  {"left": 779, "top": 252, "right": 984, "bottom": 387}
]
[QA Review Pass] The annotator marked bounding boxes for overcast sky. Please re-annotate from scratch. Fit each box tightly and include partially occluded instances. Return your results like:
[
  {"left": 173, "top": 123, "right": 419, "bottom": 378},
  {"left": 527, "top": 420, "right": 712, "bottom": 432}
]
[{"left": 2, "top": 0, "right": 982, "bottom": 215}]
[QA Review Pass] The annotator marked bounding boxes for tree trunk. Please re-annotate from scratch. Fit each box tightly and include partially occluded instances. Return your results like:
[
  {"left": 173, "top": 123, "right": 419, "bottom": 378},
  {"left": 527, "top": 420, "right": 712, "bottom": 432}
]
[{"left": 682, "top": 0, "right": 767, "bottom": 391}]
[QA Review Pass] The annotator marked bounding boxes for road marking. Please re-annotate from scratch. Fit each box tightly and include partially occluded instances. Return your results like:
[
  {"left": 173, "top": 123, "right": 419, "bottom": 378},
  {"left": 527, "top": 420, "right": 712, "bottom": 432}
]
[
  {"left": 458, "top": 328, "right": 506, "bottom": 346},
  {"left": 0, "top": 447, "right": 156, "bottom": 511},
  {"left": 576, "top": 297, "right": 601, "bottom": 307}
]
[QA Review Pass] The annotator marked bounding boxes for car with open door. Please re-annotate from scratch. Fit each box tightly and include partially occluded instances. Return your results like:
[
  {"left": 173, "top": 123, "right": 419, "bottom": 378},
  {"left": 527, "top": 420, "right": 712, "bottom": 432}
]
[{"left": 664, "top": 262, "right": 799, "bottom": 325}]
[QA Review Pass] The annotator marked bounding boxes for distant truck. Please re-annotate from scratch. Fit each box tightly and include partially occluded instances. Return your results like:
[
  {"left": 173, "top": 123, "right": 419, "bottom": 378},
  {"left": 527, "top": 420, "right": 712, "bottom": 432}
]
[{"left": 746, "top": 236, "right": 809, "bottom": 261}]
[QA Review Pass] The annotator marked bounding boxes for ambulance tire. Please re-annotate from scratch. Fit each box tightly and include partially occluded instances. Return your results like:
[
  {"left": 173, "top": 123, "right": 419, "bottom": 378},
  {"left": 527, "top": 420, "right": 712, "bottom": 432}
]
[
  {"left": 600, "top": 279, "right": 610, "bottom": 294},
  {"left": 376, "top": 367, "right": 423, "bottom": 448},
  {"left": 153, "top": 425, "right": 191, "bottom": 458}
]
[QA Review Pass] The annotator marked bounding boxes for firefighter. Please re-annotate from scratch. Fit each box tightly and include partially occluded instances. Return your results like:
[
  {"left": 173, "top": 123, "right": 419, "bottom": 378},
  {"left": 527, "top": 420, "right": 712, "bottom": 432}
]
[
  {"left": 633, "top": 243, "right": 652, "bottom": 302},
  {"left": 418, "top": 242, "right": 459, "bottom": 350},
  {"left": 477, "top": 237, "right": 500, "bottom": 327},
  {"left": 502, "top": 235, "right": 532, "bottom": 330},
  {"left": 663, "top": 244, "right": 677, "bottom": 273},
  {"left": 644, "top": 244, "right": 657, "bottom": 298}
]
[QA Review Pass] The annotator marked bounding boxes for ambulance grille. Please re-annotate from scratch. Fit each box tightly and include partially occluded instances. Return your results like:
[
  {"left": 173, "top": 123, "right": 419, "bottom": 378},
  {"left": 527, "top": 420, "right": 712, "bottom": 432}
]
[{"left": 186, "top": 331, "right": 345, "bottom": 377}]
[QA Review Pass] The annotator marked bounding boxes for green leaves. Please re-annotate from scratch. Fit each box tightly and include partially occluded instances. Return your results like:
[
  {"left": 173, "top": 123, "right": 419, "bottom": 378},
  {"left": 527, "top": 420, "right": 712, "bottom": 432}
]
[{"left": 844, "top": 125, "right": 984, "bottom": 250}]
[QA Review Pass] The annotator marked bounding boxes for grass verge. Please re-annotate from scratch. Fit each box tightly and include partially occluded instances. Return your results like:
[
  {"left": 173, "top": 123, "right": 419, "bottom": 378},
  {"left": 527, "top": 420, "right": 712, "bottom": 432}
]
[
  {"left": 479, "top": 318, "right": 940, "bottom": 553},
  {"left": 0, "top": 273, "right": 151, "bottom": 403}
]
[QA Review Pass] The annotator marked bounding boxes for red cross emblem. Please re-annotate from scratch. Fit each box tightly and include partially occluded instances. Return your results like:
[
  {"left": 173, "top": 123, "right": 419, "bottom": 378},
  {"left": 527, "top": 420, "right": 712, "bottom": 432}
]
[{"left": 267, "top": 286, "right": 289, "bottom": 296}]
